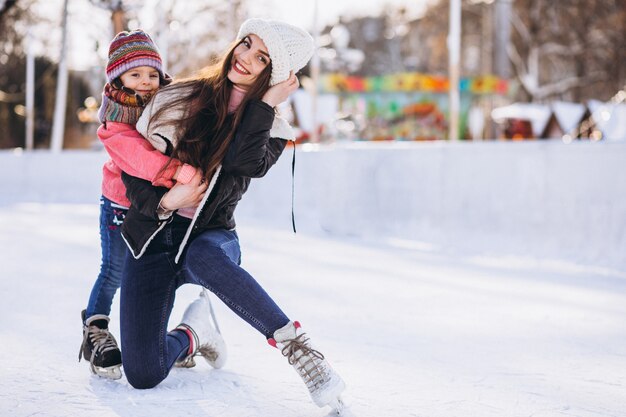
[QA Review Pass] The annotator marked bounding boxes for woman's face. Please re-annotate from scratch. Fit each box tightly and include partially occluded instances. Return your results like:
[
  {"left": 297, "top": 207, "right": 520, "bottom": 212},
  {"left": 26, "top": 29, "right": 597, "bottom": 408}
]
[{"left": 227, "top": 34, "right": 271, "bottom": 89}]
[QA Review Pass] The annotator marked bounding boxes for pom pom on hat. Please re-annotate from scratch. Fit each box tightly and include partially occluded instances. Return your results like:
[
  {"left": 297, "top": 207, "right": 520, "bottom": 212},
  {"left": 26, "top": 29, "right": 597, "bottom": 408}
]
[
  {"left": 105, "top": 29, "right": 168, "bottom": 84},
  {"left": 237, "top": 19, "right": 315, "bottom": 86}
]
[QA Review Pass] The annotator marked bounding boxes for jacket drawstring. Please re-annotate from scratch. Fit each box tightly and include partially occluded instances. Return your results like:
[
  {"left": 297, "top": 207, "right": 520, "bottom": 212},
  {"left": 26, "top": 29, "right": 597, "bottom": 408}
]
[{"left": 291, "top": 140, "right": 297, "bottom": 233}]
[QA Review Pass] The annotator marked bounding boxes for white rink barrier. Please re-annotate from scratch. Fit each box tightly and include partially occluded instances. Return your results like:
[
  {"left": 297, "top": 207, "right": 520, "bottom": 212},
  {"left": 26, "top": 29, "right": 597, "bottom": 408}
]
[
  {"left": 2, "top": 141, "right": 625, "bottom": 270},
  {"left": 238, "top": 141, "right": 626, "bottom": 271},
  {"left": 2, "top": 149, "right": 107, "bottom": 205}
]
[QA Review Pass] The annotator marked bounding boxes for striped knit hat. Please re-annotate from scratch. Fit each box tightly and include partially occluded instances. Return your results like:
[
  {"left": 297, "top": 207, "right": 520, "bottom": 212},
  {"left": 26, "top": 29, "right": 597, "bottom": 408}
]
[{"left": 106, "top": 29, "right": 165, "bottom": 83}]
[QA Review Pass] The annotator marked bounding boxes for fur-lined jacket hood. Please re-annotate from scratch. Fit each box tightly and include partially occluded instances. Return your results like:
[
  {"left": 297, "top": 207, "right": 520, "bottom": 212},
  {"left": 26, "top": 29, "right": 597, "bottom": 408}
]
[{"left": 135, "top": 84, "right": 296, "bottom": 154}]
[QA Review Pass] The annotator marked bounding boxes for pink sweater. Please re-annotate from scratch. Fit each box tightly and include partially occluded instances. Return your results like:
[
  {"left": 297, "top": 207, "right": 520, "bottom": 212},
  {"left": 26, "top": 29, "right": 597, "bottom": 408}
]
[{"left": 99, "top": 121, "right": 196, "bottom": 207}]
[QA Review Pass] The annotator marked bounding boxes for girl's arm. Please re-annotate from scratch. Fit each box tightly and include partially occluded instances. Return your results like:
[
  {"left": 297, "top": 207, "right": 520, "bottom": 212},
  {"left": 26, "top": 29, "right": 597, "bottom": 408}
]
[
  {"left": 99, "top": 122, "right": 196, "bottom": 187},
  {"left": 121, "top": 172, "right": 168, "bottom": 220}
]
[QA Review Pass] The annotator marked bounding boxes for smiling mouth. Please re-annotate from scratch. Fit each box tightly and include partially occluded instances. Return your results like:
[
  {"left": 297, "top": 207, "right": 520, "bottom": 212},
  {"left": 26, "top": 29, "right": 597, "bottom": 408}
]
[{"left": 233, "top": 61, "right": 250, "bottom": 75}]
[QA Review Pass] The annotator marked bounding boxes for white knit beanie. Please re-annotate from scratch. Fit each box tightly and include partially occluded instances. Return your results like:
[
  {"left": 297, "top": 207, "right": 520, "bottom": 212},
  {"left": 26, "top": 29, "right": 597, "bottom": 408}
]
[{"left": 237, "top": 18, "right": 315, "bottom": 86}]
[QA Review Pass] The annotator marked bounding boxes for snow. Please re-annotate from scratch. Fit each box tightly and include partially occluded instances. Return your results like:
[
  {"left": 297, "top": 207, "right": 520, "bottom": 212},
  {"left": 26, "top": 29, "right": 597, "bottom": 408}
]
[
  {"left": 551, "top": 101, "right": 586, "bottom": 134},
  {"left": 2, "top": 149, "right": 626, "bottom": 417},
  {"left": 491, "top": 103, "right": 552, "bottom": 137},
  {"left": 588, "top": 100, "right": 626, "bottom": 141},
  {"left": 491, "top": 100, "right": 626, "bottom": 141}
]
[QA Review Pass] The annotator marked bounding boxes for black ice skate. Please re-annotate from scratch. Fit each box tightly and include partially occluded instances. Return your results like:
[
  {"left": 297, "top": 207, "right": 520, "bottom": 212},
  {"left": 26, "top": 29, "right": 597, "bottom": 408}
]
[{"left": 79, "top": 310, "right": 122, "bottom": 380}]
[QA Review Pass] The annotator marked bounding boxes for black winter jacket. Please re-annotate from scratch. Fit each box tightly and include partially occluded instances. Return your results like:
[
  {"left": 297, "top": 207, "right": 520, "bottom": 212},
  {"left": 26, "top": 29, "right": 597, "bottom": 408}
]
[{"left": 121, "top": 98, "right": 288, "bottom": 261}]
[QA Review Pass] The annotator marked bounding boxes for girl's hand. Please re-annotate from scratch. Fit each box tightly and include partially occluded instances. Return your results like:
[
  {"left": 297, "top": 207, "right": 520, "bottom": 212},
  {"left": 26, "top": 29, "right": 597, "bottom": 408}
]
[
  {"left": 261, "top": 72, "right": 299, "bottom": 107},
  {"left": 160, "top": 171, "right": 207, "bottom": 210}
]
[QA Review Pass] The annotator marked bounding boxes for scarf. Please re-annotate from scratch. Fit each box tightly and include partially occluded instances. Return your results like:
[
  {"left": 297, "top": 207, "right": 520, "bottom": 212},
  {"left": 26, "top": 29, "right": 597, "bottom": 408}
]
[{"left": 98, "top": 83, "right": 153, "bottom": 125}]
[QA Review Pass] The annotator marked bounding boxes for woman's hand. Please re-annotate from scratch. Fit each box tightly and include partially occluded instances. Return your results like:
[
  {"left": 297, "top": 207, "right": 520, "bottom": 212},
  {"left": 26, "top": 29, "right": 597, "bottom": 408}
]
[
  {"left": 160, "top": 171, "right": 208, "bottom": 210},
  {"left": 261, "top": 72, "right": 299, "bottom": 108}
]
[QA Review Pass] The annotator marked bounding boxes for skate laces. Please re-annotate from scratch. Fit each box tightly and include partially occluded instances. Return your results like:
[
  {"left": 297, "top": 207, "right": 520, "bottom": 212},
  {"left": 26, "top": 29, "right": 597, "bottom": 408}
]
[
  {"left": 281, "top": 333, "right": 328, "bottom": 390},
  {"left": 198, "top": 344, "right": 219, "bottom": 362},
  {"left": 78, "top": 325, "right": 119, "bottom": 363}
]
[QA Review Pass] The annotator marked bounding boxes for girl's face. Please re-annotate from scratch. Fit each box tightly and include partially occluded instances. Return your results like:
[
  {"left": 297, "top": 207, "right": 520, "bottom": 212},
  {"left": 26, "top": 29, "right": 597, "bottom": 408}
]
[
  {"left": 119, "top": 66, "right": 160, "bottom": 97},
  {"left": 227, "top": 34, "right": 271, "bottom": 89}
]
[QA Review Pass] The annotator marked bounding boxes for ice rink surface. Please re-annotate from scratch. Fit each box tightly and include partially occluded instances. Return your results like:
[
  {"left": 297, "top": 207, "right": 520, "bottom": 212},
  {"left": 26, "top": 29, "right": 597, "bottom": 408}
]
[{"left": 1, "top": 202, "right": 625, "bottom": 417}]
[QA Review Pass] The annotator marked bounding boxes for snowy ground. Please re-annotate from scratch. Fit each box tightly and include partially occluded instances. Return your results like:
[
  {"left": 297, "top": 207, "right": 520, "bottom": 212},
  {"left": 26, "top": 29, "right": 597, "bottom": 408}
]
[{"left": 1, "top": 202, "right": 625, "bottom": 417}]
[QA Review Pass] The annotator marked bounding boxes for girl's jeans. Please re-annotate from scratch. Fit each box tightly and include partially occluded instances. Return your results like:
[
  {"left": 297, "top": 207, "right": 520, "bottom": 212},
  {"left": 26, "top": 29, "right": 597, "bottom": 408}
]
[
  {"left": 85, "top": 196, "right": 128, "bottom": 319},
  {"left": 120, "top": 216, "right": 290, "bottom": 389}
]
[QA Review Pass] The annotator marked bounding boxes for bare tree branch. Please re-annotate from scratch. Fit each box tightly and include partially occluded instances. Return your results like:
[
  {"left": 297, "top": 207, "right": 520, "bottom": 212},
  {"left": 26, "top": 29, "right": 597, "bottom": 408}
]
[
  {"left": 540, "top": 41, "right": 583, "bottom": 56},
  {"left": 535, "top": 71, "right": 605, "bottom": 100},
  {"left": 510, "top": 10, "right": 531, "bottom": 43}
]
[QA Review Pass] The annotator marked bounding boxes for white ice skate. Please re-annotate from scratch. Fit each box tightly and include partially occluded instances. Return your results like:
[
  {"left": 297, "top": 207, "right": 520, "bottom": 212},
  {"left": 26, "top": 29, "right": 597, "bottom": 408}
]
[
  {"left": 175, "top": 289, "right": 227, "bottom": 369},
  {"left": 270, "top": 321, "right": 346, "bottom": 413}
]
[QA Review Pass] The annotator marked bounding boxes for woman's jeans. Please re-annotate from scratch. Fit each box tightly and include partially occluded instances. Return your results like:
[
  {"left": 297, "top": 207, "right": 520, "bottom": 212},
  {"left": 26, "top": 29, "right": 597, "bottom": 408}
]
[
  {"left": 120, "top": 216, "right": 290, "bottom": 389},
  {"left": 85, "top": 196, "right": 128, "bottom": 319}
]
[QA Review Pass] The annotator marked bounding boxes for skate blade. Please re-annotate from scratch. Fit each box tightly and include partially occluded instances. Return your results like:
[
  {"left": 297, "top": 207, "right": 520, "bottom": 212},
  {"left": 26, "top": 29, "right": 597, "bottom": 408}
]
[
  {"left": 328, "top": 397, "right": 345, "bottom": 415},
  {"left": 91, "top": 363, "right": 122, "bottom": 380},
  {"left": 174, "top": 355, "right": 197, "bottom": 368}
]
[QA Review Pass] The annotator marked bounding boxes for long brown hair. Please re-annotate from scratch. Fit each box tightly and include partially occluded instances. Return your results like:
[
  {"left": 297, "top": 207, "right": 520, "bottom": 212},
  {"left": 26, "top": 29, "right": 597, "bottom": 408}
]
[{"left": 151, "top": 39, "right": 273, "bottom": 182}]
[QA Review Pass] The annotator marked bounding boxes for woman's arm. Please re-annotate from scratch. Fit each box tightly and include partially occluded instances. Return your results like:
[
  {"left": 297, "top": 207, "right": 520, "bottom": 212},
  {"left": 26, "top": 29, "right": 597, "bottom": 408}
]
[
  {"left": 222, "top": 100, "right": 287, "bottom": 178},
  {"left": 222, "top": 74, "right": 299, "bottom": 177},
  {"left": 99, "top": 122, "right": 196, "bottom": 187},
  {"left": 122, "top": 170, "right": 207, "bottom": 220}
]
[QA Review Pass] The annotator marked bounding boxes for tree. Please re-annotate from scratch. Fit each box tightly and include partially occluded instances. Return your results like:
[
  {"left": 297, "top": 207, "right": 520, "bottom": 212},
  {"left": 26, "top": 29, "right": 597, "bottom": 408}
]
[
  {"left": 0, "top": 0, "right": 17, "bottom": 18},
  {"left": 150, "top": 0, "right": 249, "bottom": 76},
  {"left": 399, "top": 0, "right": 625, "bottom": 102},
  {"left": 88, "top": 0, "right": 136, "bottom": 34},
  {"left": 1, "top": 0, "right": 35, "bottom": 147},
  {"left": 509, "top": 0, "right": 626, "bottom": 102},
  {"left": 0, "top": 0, "right": 96, "bottom": 149}
]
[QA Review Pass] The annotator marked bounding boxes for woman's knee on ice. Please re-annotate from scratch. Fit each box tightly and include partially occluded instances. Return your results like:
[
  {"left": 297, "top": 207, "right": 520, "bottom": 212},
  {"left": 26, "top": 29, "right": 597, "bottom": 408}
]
[{"left": 123, "top": 361, "right": 167, "bottom": 389}]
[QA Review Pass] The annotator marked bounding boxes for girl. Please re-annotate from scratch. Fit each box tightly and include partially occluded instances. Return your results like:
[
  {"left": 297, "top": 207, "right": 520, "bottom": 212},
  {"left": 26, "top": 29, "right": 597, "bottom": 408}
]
[
  {"left": 119, "top": 19, "right": 346, "bottom": 411},
  {"left": 79, "top": 29, "right": 202, "bottom": 380}
]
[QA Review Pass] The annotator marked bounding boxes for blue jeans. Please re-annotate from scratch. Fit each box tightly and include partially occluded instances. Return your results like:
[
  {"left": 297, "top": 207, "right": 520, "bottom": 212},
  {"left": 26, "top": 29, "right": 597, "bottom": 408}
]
[
  {"left": 85, "top": 196, "right": 128, "bottom": 319},
  {"left": 120, "top": 216, "right": 290, "bottom": 389}
]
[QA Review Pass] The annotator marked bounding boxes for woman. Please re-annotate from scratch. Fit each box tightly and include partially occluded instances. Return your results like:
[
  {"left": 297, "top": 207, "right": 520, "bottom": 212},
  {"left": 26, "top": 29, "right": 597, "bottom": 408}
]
[{"left": 119, "top": 19, "right": 346, "bottom": 411}]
